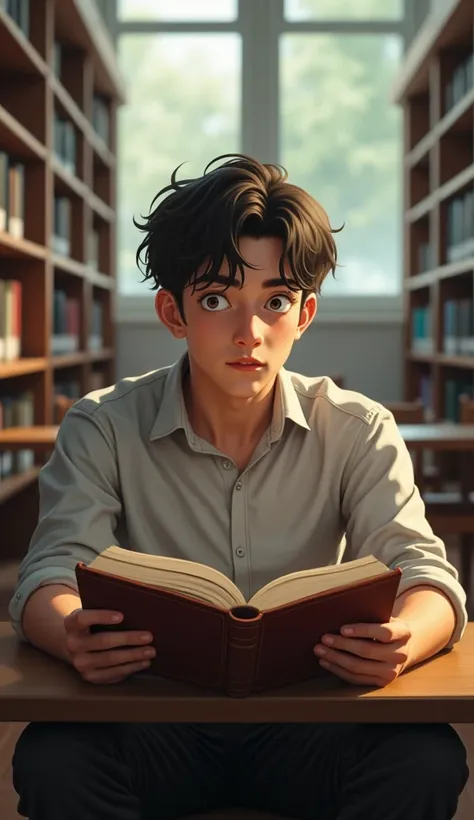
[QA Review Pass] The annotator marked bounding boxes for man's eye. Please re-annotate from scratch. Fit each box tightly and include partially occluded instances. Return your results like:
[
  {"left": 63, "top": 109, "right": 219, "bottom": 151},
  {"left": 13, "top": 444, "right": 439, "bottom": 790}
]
[
  {"left": 199, "top": 293, "right": 230, "bottom": 311},
  {"left": 266, "top": 294, "right": 293, "bottom": 313}
]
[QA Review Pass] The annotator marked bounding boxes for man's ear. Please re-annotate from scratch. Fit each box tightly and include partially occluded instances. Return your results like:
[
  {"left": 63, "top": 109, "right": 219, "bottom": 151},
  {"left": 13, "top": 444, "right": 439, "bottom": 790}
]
[
  {"left": 155, "top": 290, "right": 187, "bottom": 338},
  {"left": 295, "top": 293, "right": 317, "bottom": 340}
]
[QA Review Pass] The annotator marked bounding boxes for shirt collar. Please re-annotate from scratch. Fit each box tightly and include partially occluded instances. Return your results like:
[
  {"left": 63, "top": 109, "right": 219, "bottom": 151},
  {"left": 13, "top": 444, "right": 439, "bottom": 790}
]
[{"left": 150, "top": 351, "right": 310, "bottom": 444}]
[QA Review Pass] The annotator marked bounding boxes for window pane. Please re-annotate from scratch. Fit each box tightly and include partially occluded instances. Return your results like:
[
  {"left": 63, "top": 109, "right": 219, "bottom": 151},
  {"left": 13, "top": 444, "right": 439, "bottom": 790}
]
[
  {"left": 280, "top": 34, "right": 402, "bottom": 296},
  {"left": 118, "top": 34, "right": 241, "bottom": 294},
  {"left": 119, "top": 0, "right": 238, "bottom": 21},
  {"left": 285, "top": 0, "right": 402, "bottom": 21}
]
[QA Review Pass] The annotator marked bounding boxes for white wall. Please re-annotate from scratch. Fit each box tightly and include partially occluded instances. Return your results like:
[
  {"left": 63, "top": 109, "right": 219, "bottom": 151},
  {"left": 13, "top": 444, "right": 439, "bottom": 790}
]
[{"left": 116, "top": 320, "right": 404, "bottom": 404}]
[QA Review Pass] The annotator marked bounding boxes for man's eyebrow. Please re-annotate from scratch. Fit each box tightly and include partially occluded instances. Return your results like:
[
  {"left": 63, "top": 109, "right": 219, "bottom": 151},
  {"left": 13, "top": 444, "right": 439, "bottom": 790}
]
[{"left": 196, "top": 275, "right": 298, "bottom": 289}]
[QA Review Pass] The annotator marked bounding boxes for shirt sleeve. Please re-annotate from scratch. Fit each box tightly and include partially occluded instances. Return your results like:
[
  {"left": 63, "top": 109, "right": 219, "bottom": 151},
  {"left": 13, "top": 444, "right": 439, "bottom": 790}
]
[
  {"left": 8, "top": 404, "right": 122, "bottom": 641},
  {"left": 340, "top": 407, "right": 467, "bottom": 647}
]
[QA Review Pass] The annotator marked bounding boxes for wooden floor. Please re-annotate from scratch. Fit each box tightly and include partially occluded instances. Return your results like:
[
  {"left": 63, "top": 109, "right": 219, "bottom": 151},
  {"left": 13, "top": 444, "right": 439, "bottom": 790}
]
[{"left": 1, "top": 543, "right": 474, "bottom": 819}]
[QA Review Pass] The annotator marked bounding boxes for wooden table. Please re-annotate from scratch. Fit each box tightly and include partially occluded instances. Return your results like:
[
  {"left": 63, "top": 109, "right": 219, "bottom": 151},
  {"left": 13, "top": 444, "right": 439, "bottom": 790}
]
[
  {"left": 1, "top": 621, "right": 474, "bottom": 724},
  {"left": 399, "top": 423, "right": 474, "bottom": 450}
]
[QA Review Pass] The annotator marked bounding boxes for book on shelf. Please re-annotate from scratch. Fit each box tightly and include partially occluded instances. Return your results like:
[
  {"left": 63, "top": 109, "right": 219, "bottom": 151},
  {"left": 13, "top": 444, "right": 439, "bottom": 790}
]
[
  {"left": 8, "top": 162, "right": 25, "bottom": 239},
  {"left": 4, "top": 0, "right": 29, "bottom": 38},
  {"left": 92, "top": 95, "right": 110, "bottom": 145},
  {"left": 444, "top": 52, "right": 474, "bottom": 115},
  {"left": 445, "top": 378, "right": 473, "bottom": 422},
  {"left": 53, "top": 114, "right": 77, "bottom": 177},
  {"left": 446, "top": 191, "right": 474, "bottom": 263},
  {"left": 52, "top": 40, "right": 62, "bottom": 79},
  {"left": 0, "top": 390, "right": 34, "bottom": 480},
  {"left": 417, "top": 242, "right": 433, "bottom": 274},
  {"left": 52, "top": 289, "right": 80, "bottom": 355},
  {"left": 76, "top": 545, "right": 402, "bottom": 697},
  {"left": 0, "top": 279, "right": 22, "bottom": 362},
  {"left": 52, "top": 196, "right": 71, "bottom": 257},
  {"left": 87, "top": 229, "right": 100, "bottom": 271},
  {"left": 443, "top": 298, "right": 474, "bottom": 357},
  {"left": 89, "top": 301, "right": 104, "bottom": 351},
  {"left": 411, "top": 305, "right": 433, "bottom": 355},
  {"left": 0, "top": 153, "right": 25, "bottom": 239}
]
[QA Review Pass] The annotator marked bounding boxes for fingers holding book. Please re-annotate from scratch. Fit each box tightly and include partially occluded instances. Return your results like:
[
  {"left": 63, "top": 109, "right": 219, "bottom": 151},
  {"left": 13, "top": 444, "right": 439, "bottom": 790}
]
[{"left": 64, "top": 607, "right": 156, "bottom": 685}]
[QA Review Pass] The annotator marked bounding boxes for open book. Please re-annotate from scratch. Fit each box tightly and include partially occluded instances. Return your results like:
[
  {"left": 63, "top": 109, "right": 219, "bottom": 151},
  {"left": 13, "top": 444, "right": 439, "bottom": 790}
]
[{"left": 75, "top": 546, "right": 402, "bottom": 697}]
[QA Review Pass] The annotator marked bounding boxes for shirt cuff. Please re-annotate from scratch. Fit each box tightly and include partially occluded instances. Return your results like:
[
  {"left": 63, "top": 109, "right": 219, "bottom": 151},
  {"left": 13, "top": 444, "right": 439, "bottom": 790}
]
[
  {"left": 9, "top": 569, "right": 79, "bottom": 642},
  {"left": 395, "top": 566, "right": 467, "bottom": 648}
]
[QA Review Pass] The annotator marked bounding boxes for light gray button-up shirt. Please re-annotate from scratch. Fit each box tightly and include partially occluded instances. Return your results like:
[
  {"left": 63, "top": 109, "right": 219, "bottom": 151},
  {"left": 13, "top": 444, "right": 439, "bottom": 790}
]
[{"left": 9, "top": 353, "right": 467, "bottom": 645}]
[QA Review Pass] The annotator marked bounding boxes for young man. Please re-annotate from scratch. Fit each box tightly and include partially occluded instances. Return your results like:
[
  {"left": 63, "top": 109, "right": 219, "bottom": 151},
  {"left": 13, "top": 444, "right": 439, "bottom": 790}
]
[{"left": 10, "top": 155, "right": 468, "bottom": 819}]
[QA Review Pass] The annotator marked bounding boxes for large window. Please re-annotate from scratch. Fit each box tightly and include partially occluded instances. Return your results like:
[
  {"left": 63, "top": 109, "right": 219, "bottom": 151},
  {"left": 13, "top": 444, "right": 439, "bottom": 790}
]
[{"left": 117, "top": 0, "right": 404, "bottom": 310}]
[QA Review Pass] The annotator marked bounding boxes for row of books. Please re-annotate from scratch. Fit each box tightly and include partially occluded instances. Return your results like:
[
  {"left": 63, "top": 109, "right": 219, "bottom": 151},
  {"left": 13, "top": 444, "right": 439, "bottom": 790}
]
[
  {"left": 53, "top": 42, "right": 111, "bottom": 148},
  {"left": 0, "top": 0, "right": 29, "bottom": 37},
  {"left": 0, "top": 153, "right": 25, "bottom": 239},
  {"left": 417, "top": 242, "right": 433, "bottom": 275},
  {"left": 411, "top": 375, "right": 473, "bottom": 424},
  {"left": 445, "top": 378, "right": 473, "bottom": 423},
  {"left": 0, "top": 391, "right": 34, "bottom": 481},
  {"left": 446, "top": 191, "right": 474, "bottom": 263},
  {"left": 445, "top": 53, "right": 474, "bottom": 114},
  {"left": 1, "top": 282, "right": 106, "bottom": 363},
  {"left": 52, "top": 195, "right": 101, "bottom": 270},
  {"left": 92, "top": 95, "right": 110, "bottom": 146},
  {"left": 52, "top": 196, "right": 72, "bottom": 257},
  {"left": 411, "top": 306, "right": 433, "bottom": 354},
  {"left": 52, "top": 289, "right": 105, "bottom": 355},
  {"left": 0, "top": 279, "right": 21, "bottom": 362},
  {"left": 53, "top": 113, "right": 77, "bottom": 177},
  {"left": 89, "top": 301, "right": 105, "bottom": 351},
  {"left": 443, "top": 298, "right": 474, "bottom": 356},
  {"left": 54, "top": 371, "right": 105, "bottom": 401},
  {"left": 412, "top": 301, "right": 474, "bottom": 358}
]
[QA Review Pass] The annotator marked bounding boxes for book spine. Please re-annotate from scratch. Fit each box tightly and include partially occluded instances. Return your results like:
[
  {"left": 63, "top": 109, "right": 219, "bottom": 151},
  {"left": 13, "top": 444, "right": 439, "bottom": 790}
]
[{"left": 225, "top": 607, "right": 262, "bottom": 698}]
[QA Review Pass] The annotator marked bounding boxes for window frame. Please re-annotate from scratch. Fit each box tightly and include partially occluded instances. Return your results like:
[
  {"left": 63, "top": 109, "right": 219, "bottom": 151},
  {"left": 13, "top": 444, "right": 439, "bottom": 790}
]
[{"left": 116, "top": 0, "right": 406, "bottom": 324}]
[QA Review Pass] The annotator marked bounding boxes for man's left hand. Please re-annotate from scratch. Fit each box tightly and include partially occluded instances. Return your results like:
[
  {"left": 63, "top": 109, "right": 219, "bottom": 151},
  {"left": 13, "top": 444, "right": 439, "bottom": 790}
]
[{"left": 313, "top": 617, "right": 412, "bottom": 687}]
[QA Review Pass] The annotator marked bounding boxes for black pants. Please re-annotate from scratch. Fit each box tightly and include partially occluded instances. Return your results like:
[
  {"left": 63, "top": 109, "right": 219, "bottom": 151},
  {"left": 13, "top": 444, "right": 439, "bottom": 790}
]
[{"left": 12, "top": 721, "right": 468, "bottom": 820}]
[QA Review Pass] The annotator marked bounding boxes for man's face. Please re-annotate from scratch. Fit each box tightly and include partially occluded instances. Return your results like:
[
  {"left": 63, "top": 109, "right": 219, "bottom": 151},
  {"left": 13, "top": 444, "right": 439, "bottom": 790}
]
[{"left": 157, "top": 236, "right": 316, "bottom": 400}]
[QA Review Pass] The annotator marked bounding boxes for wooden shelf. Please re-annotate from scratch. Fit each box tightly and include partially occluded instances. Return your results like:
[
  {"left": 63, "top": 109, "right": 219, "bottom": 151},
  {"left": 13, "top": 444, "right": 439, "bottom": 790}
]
[
  {"left": 51, "top": 349, "right": 114, "bottom": 369},
  {"left": 89, "top": 270, "right": 114, "bottom": 290},
  {"left": 399, "top": 0, "right": 474, "bottom": 418},
  {"left": 52, "top": 159, "right": 87, "bottom": 200},
  {"left": 0, "top": 0, "right": 121, "bottom": 511},
  {"left": 52, "top": 254, "right": 89, "bottom": 278},
  {"left": 0, "top": 468, "right": 41, "bottom": 506},
  {"left": 89, "top": 192, "right": 115, "bottom": 223},
  {"left": 0, "top": 231, "right": 46, "bottom": 260},
  {"left": 437, "top": 355, "right": 474, "bottom": 369},
  {"left": 392, "top": 0, "right": 465, "bottom": 101},
  {"left": 0, "top": 105, "right": 46, "bottom": 160},
  {"left": 407, "top": 257, "right": 474, "bottom": 289},
  {"left": 0, "top": 9, "right": 47, "bottom": 77},
  {"left": 0, "top": 426, "right": 58, "bottom": 449},
  {"left": 0, "top": 358, "right": 47, "bottom": 378}
]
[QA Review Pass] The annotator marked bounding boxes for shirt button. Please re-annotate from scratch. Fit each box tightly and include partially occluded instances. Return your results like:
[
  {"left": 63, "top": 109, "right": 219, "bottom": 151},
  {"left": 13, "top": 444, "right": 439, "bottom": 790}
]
[
  {"left": 222, "top": 460, "right": 232, "bottom": 470},
  {"left": 235, "top": 481, "right": 242, "bottom": 490},
  {"left": 236, "top": 547, "right": 245, "bottom": 558}
]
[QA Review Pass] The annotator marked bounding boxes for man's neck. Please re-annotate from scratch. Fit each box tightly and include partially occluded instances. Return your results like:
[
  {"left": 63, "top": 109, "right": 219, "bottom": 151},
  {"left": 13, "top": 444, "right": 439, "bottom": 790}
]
[{"left": 182, "top": 362, "right": 276, "bottom": 457}]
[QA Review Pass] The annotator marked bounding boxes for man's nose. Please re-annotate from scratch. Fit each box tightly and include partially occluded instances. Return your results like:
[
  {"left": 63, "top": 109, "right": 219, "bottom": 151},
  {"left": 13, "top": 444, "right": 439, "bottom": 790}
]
[{"left": 233, "top": 313, "right": 264, "bottom": 348}]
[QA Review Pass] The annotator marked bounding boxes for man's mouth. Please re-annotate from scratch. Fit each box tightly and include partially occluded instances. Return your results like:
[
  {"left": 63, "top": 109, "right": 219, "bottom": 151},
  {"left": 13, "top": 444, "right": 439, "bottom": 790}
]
[{"left": 226, "top": 358, "right": 265, "bottom": 370}]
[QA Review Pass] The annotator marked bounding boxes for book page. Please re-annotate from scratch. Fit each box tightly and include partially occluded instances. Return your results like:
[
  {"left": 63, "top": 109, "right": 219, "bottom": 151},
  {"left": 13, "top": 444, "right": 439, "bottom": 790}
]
[
  {"left": 90, "top": 545, "right": 246, "bottom": 609},
  {"left": 249, "top": 556, "right": 389, "bottom": 611}
]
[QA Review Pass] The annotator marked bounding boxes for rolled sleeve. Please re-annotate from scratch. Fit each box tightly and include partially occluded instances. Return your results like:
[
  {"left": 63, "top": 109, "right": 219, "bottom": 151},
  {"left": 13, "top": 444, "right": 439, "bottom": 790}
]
[
  {"left": 8, "top": 405, "right": 122, "bottom": 641},
  {"left": 341, "top": 409, "right": 467, "bottom": 647}
]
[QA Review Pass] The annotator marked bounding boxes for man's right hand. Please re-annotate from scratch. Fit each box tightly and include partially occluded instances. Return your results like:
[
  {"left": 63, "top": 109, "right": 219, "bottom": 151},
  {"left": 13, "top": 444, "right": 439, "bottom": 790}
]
[{"left": 64, "top": 608, "right": 156, "bottom": 684}]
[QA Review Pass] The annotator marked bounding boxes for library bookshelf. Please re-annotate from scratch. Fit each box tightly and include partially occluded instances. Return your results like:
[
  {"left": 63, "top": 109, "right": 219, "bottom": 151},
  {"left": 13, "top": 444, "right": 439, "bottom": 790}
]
[
  {"left": 393, "top": 0, "right": 474, "bottom": 423},
  {"left": 0, "top": 0, "right": 125, "bottom": 562}
]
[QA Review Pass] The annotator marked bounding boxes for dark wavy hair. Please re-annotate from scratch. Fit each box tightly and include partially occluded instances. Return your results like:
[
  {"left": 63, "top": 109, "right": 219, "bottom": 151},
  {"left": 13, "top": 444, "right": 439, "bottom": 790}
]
[{"left": 134, "top": 154, "right": 342, "bottom": 317}]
